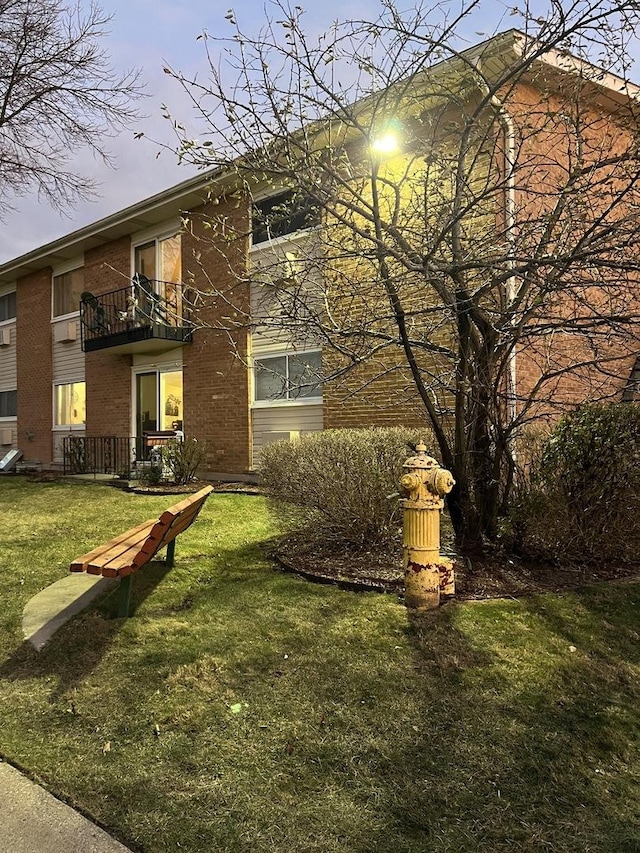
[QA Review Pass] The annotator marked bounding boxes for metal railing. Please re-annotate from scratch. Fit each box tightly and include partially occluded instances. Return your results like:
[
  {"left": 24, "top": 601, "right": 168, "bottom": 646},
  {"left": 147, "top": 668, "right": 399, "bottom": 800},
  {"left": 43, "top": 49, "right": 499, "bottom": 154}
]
[
  {"left": 80, "top": 278, "right": 192, "bottom": 348},
  {"left": 63, "top": 436, "right": 135, "bottom": 478}
]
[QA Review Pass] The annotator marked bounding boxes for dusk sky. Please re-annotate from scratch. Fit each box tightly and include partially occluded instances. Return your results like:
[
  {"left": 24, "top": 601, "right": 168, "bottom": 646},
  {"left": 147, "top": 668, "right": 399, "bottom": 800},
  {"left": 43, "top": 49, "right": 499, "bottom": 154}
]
[{"left": 0, "top": 0, "right": 638, "bottom": 263}]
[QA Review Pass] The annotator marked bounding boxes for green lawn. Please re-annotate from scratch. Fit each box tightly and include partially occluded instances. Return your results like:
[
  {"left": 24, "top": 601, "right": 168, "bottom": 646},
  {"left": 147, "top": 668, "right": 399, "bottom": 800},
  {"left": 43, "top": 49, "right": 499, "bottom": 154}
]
[{"left": 0, "top": 478, "right": 638, "bottom": 853}]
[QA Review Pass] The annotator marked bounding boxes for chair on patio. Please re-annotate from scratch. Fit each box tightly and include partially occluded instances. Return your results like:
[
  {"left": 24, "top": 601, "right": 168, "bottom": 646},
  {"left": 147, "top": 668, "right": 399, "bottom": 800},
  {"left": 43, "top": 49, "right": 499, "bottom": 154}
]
[
  {"left": 80, "top": 291, "right": 111, "bottom": 334},
  {"left": 132, "top": 274, "right": 169, "bottom": 324}
]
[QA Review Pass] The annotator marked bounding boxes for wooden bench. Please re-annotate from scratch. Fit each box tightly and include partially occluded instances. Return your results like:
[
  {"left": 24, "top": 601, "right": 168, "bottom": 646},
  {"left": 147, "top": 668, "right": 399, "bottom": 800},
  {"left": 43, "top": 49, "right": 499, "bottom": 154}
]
[{"left": 70, "top": 485, "right": 213, "bottom": 617}]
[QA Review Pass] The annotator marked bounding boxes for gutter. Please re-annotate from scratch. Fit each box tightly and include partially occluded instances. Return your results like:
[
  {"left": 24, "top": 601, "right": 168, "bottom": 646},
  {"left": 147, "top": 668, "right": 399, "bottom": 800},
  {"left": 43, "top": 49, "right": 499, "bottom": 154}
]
[{"left": 0, "top": 166, "right": 229, "bottom": 284}]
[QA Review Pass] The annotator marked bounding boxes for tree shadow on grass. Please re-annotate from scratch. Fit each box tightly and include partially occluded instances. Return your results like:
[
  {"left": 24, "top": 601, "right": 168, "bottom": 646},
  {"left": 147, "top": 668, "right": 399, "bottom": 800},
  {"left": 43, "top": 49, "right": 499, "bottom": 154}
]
[
  {"left": 0, "top": 561, "right": 173, "bottom": 701},
  {"left": 378, "top": 591, "right": 640, "bottom": 853}
]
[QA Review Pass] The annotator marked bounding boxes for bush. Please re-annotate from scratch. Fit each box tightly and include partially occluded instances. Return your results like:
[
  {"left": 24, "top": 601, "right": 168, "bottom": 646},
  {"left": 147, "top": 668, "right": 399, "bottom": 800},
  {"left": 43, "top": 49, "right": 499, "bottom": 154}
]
[
  {"left": 161, "top": 438, "right": 206, "bottom": 484},
  {"left": 509, "top": 403, "right": 640, "bottom": 563},
  {"left": 259, "top": 426, "right": 433, "bottom": 552}
]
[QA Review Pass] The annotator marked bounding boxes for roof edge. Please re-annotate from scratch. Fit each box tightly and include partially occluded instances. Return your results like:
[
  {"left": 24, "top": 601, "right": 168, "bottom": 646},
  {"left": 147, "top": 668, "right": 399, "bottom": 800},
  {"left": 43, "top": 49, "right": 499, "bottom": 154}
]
[{"left": 0, "top": 167, "right": 226, "bottom": 283}]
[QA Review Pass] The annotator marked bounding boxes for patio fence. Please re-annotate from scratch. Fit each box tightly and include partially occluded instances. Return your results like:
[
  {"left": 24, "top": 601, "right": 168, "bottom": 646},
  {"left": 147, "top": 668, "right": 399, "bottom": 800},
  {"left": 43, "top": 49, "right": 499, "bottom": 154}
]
[{"left": 63, "top": 436, "right": 135, "bottom": 478}]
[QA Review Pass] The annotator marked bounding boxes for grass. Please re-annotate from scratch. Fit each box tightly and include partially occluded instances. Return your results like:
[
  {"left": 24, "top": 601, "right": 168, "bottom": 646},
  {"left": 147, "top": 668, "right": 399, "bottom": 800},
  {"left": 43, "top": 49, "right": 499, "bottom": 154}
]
[{"left": 0, "top": 477, "right": 638, "bottom": 853}]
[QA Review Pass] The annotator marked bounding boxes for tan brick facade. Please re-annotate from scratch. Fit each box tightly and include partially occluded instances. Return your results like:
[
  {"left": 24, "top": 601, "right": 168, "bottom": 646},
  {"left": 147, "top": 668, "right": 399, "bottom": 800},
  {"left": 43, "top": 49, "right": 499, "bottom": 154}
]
[{"left": 4, "top": 38, "right": 638, "bottom": 477}]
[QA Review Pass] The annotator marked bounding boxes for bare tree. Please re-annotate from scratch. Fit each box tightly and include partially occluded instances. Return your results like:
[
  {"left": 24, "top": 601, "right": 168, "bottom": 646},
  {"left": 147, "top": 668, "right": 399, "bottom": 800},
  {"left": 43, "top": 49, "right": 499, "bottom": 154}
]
[
  {"left": 0, "top": 0, "right": 143, "bottom": 215},
  {"left": 167, "top": 0, "right": 640, "bottom": 551}
]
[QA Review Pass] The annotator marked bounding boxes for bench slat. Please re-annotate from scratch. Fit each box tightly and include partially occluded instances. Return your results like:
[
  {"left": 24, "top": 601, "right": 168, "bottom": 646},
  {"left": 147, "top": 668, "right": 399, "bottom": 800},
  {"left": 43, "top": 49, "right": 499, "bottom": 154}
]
[
  {"left": 132, "top": 498, "right": 209, "bottom": 568},
  {"left": 70, "top": 519, "right": 157, "bottom": 572},
  {"left": 157, "top": 487, "right": 213, "bottom": 523},
  {"left": 70, "top": 486, "right": 214, "bottom": 580},
  {"left": 87, "top": 523, "right": 168, "bottom": 575}
]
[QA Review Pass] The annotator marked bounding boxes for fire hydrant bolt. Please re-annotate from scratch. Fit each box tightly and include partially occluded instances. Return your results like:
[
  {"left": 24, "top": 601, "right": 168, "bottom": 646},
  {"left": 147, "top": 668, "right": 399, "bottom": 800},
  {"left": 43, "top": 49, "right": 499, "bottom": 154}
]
[{"left": 399, "top": 441, "right": 455, "bottom": 611}]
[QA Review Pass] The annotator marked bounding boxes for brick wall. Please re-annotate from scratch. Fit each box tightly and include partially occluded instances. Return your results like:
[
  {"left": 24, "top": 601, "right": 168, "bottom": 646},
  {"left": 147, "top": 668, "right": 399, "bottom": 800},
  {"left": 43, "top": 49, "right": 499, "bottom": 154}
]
[
  {"left": 325, "top": 80, "right": 639, "bottom": 435},
  {"left": 16, "top": 268, "right": 54, "bottom": 464},
  {"left": 182, "top": 197, "right": 252, "bottom": 474},
  {"left": 83, "top": 237, "right": 133, "bottom": 438},
  {"left": 322, "top": 353, "right": 431, "bottom": 433},
  {"left": 509, "top": 82, "right": 640, "bottom": 416}
]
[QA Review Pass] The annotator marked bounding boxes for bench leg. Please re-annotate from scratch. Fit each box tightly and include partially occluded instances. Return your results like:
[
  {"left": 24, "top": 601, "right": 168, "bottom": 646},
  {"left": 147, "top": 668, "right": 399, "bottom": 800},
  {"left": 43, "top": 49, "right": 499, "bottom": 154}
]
[
  {"left": 118, "top": 574, "right": 134, "bottom": 618},
  {"left": 166, "top": 540, "right": 176, "bottom": 568}
]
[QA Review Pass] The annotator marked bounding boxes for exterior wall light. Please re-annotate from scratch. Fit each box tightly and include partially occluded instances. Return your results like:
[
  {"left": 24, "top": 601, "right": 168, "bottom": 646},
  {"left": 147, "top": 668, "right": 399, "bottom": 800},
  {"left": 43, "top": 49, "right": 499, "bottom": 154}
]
[{"left": 371, "top": 131, "right": 400, "bottom": 156}]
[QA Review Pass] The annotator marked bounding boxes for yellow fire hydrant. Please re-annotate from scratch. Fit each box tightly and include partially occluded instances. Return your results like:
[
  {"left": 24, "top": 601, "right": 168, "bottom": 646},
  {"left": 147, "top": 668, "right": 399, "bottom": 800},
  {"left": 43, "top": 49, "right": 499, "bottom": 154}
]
[{"left": 400, "top": 442, "right": 455, "bottom": 611}]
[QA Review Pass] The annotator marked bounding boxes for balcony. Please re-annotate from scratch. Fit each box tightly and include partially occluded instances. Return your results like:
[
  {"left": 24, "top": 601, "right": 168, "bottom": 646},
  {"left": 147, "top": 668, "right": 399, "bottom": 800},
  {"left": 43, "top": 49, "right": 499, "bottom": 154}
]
[{"left": 80, "top": 277, "right": 193, "bottom": 354}]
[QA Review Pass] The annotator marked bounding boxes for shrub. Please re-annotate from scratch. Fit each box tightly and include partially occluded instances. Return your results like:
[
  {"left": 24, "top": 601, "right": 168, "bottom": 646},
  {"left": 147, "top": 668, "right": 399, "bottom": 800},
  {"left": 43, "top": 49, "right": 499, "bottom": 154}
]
[
  {"left": 141, "top": 462, "right": 164, "bottom": 486},
  {"left": 259, "top": 426, "right": 433, "bottom": 552},
  {"left": 63, "top": 436, "right": 88, "bottom": 474},
  {"left": 161, "top": 438, "right": 207, "bottom": 485},
  {"left": 509, "top": 403, "right": 640, "bottom": 563}
]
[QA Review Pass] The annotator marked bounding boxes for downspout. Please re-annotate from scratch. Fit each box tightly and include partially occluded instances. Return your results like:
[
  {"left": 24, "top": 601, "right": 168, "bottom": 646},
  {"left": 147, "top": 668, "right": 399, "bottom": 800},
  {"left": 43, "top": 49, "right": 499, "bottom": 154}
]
[{"left": 491, "top": 95, "right": 518, "bottom": 436}]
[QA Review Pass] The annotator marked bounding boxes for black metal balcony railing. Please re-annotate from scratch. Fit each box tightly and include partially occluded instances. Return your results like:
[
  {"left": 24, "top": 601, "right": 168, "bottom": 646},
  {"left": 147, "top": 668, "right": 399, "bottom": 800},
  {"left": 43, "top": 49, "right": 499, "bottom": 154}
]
[
  {"left": 80, "top": 278, "right": 193, "bottom": 352},
  {"left": 63, "top": 436, "right": 135, "bottom": 478}
]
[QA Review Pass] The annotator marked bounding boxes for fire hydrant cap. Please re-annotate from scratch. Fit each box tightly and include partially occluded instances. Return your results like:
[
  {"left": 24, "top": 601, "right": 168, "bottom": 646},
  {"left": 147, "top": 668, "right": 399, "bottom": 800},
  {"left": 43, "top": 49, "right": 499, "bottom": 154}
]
[{"left": 402, "top": 440, "right": 438, "bottom": 471}]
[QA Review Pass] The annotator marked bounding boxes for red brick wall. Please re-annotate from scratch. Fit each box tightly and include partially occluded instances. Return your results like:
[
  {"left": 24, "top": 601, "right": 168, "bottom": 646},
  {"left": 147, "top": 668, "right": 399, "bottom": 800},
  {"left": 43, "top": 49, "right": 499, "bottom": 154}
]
[
  {"left": 16, "top": 268, "right": 54, "bottom": 464},
  {"left": 508, "top": 82, "right": 640, "bottom": 416},
  {"left": 83, "top": 237, "right": 133, "bottom": 438},
  {"left": 182, "top": 197, "right": 252, "bottom": 473},
  {"left": 75, "top": 217, "right": 253, "bottom": 476},
  {"left": 325, "top": 81, "right": 639, "bottom": 433}
]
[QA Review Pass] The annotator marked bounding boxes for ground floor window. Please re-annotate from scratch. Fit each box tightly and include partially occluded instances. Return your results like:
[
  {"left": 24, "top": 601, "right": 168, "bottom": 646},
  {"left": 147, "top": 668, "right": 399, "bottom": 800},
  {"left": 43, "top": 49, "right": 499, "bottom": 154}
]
[
  {"left": 54, "top": 382, "right": 85, "bottom": 427},
  {"left": 0, "top": 389, "right": 16, "bottom": 418},
  {"left": 254, "top": 350, "right": 322, "bottom": 401}
]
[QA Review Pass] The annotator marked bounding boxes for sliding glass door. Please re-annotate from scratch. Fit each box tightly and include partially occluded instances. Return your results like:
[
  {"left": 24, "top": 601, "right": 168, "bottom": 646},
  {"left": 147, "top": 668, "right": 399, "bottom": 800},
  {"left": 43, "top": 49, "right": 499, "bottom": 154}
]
[{"left": 135, "top": 369, "right": 183, "bottom": 459}]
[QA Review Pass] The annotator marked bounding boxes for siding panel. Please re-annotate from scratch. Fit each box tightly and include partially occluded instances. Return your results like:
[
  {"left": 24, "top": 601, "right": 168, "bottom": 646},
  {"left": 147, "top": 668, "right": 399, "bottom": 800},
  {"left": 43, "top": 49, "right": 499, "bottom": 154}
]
[
  {"left": 0, "top": 323, "right": 17, "bottom": 387},
  {"left": 252, "top": 403, "right": 323, "bottom": 467},
  {"left": 52, "top": 318, "right": 84, "bottom": 382}
]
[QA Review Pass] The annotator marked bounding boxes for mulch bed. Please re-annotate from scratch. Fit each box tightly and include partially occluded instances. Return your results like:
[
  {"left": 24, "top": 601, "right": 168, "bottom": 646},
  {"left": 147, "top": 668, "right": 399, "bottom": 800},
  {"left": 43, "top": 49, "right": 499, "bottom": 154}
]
[
  {"left": 121, "top": 480, "right": 261, "bottom": 496},
  {"left": 274, "top": 536, "right": 640, "bottom": 600}
]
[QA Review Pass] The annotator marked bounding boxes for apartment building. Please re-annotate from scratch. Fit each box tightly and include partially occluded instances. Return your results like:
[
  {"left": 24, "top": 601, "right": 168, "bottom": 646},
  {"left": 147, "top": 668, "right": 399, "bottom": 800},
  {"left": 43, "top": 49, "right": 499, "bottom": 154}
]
[{"left": 0, "top": 31, "right": 637, "bottom": 478}]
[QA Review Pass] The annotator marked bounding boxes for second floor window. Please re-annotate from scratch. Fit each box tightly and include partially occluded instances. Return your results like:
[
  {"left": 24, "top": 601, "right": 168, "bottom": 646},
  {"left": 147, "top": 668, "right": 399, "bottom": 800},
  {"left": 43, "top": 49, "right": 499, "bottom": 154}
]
[
  {"left": 53, "top": 269, "right": 84, "bottom": 318},
  {"left": 0, "top": 291, "right": 16, "bottom": 322},
  {"left": 134, "top": 234, "right": 181, "bottom": 283},
  {"left": 252, "top": 191, "right": 320, "bottom": 245}
]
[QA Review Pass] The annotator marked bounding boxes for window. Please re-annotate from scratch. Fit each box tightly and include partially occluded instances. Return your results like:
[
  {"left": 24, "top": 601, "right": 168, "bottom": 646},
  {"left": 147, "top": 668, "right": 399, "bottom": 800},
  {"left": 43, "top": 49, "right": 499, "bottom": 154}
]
[
  {"left": 53, "top": 269, "right": 84, "bottom": 317},
  {"left": 252, "top": 191, "right": 320, "bottom": 245},
  {"left": 0, "top": 291, "right": 16, "bottom": 323},
  {"left": 0, "top": 390, "right": 16, "bottom": 418},
  {"left": 54, "top": 382, "right": 85, "bottom": 427},
  {"left": 254, "top": 351, "right": 322, "bottom": 401},
  {"left": 134, "top": 234, "right": 181, "bottom": 283}
]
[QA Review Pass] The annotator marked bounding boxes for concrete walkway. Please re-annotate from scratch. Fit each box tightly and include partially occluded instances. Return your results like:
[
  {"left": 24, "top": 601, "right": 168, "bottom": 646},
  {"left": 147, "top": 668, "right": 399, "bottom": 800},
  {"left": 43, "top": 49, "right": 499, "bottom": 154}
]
[
  {"left": 9, "top": 578, "right": 131, "bottom": 849},
  {"left": 0, "top": 761, "right": 132, "bottom": 852}
]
